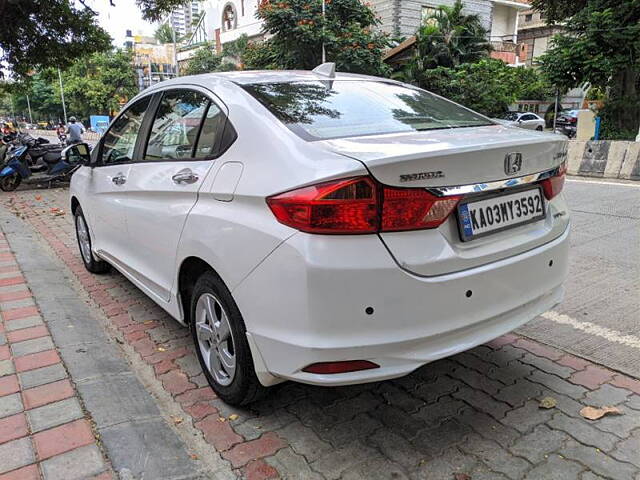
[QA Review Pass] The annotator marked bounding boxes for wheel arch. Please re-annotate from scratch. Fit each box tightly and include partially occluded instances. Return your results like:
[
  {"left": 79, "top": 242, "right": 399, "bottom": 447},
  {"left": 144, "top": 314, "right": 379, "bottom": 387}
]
[
  {"left": 70, "top": 196, "right": 80, "bottom": 215},
  {"left": 177, "top": 256, "right": 226, "bottom": 325}
]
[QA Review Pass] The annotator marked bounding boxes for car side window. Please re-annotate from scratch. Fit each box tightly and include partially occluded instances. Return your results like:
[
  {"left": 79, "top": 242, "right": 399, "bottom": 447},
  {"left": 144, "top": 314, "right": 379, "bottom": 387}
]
[
  {"left": 194, "top": 102, "right": 226, "bottom": 158},
  {"left": 521, "top": 114, "right": 536, "bottom": 121},
  {"left": 144, "top": 90, "right": 210, "bottom": 161},
  {"left": 100, "top": 96, "right": 151, "bottom": 165}
]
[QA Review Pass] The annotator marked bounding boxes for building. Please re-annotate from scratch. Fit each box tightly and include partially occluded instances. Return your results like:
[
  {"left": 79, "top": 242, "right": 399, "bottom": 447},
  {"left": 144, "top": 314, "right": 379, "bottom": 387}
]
[
  {"left": 177, "top": 0, "right": 263, "bottom": 67},
  {"left": 517, "top": 7, "right": 563, "bottom": 66},
  {"left": 165, "top": 0, "right": 205, "bottom": 38},
  {"left": 383, "top": 0, "right": 530, "bottom": 67},
  {"left": 124, "top": 32, "right": 178, "bottom": 90}
]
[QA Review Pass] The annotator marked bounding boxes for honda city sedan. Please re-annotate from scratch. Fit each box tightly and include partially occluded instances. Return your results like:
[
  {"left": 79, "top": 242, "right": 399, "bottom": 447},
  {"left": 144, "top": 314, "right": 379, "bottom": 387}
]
[{"left": 68, "top": 64, "right": 570, "bottom": 405}]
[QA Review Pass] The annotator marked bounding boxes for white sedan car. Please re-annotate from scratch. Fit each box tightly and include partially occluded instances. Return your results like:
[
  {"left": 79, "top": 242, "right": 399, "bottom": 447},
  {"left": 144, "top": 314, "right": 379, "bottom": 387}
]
[
  {"left": 68, "top": 65, "right": 570, "bottom": 405},
  {"left": 495, "top": 112, "right": 546, "bottom": 131}
]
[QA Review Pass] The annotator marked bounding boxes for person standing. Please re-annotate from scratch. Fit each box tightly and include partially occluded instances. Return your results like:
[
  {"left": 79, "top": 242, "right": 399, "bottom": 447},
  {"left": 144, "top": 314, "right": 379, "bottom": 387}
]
[{"left": 66, "top": 117, "right": 85, "bottom": 144}]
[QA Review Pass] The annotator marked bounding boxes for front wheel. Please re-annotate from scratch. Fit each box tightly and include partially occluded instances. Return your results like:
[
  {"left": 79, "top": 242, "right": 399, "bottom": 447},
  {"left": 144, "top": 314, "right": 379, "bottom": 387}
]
[
  {"left": 190, "top": 271, "right": 265, "bottom": 405},
  {"left": 0, "top": 173, "right": 21, "bottom": 192},
  {"left": 74, "top": 206, "right": 110, "bottom": 273}
]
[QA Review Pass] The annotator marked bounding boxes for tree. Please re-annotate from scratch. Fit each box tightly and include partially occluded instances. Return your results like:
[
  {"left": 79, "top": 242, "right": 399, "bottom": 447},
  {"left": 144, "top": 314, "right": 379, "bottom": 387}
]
[
  {"left": 155, "top": 23, "right": 176, "bottom": 44},
  {"left": 535, "top": 0, "right": 640, "bottom": 139},
  {"left": 394, "top": 0, "right": 492, "bottom": 84},
  {"left": 414, "top": 59, "right": 553, "bottom": 117},
  {"left": 249, "top": 0, "right": 390, "bottom": 75},
  {"left": 184, "top": 44, "right": 223, "bottom": 75},
  {"left": 0, "top": 0, "right": 190, "bottom": 77},
  {"left": 0, "top": 0, "right": 111, "bottom": 77},
  {"left": 59, "top": 50, "right": 138, "bottom": 119}
]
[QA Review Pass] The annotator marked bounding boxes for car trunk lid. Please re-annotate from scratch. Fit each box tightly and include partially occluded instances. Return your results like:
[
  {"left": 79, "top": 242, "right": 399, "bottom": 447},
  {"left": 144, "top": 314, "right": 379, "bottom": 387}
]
[{"left": 317, "top": 125, "right": 569, "bottom": 276}]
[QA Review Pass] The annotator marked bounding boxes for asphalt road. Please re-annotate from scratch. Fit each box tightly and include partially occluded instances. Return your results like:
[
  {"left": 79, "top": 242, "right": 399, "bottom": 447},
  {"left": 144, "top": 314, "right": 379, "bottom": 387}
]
[{"left": 518, "top": 177, "right": 640, "bottom": 379}]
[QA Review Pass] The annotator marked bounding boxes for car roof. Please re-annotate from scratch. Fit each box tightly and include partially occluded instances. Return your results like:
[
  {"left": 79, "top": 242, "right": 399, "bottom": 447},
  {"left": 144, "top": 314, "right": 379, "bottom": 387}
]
[{"left": 146, "top": 70, "right": 392, "bottom": 89}]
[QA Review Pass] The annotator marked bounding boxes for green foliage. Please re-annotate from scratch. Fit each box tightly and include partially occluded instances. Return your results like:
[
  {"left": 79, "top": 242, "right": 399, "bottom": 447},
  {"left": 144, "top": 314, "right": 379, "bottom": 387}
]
[
  {"left": 155, "top": 23, "right": 176, "bottom": 44},
  {"left": 60, "top": 50, "right": 138, "bottom": 118},
  {"left": 0, "top": 0, "right": 112, "bottom": 77},
  {"left": 3, "top": 50, "right": 137, "bottom": 122},
  {"left": 536, "top": 0, "right": 640, "bottom": 137},
  {"left": 184, "top": 44, "right": 223, "bottom": 75},
  {"left": 402, "top": 0, "right": 491, "bottom": 76},
  {"left": 251, "top": 0, "right": 390, "bottom": 75},
  {"left": 411, "top": 59, "right": 553, "bottom": 117}
]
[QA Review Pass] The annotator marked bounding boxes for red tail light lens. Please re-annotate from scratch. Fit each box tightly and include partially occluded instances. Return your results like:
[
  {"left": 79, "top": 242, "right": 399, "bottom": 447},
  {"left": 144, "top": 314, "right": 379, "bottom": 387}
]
[
  {"left": 266, "top": 177, "right": 378, "bottom": 234},
  {"left": 541, "top": 162, "right": 567, "bottom": 200},
  {"left": 267, "top": 176, "right": 462, "bottom": 234},
  {"left": 382, "top": 187, "right": 461, "bottom": 231}
]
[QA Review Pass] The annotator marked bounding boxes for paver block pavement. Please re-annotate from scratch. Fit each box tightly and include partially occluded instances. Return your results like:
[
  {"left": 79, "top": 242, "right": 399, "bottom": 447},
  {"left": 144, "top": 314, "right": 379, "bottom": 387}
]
[
  {"left": 10, "top": 336, "right": 54, "bottom": 358},
  {"left": 17, "top": 363, "right": 67, "bottom": 390},
  {"left": 3, "top": 188, "right": 640, "bottom": 480},
  {"left": 0, "top": 437, "right": 35, "bottom": 474},
  {"left": 26, "top": 397, "right": 83, "bottom": 433},
  {"left": 0, "top": 393, "right": 22, "bottom": 419},
  {"left": 40, "top": 444, "right": 106, "bottom": 480}
]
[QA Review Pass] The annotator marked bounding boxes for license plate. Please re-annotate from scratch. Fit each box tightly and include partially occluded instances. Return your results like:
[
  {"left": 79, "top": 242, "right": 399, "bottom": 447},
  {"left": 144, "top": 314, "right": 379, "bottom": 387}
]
[{"left": 457, "top": 187, "right": 546, "bottom": 241}]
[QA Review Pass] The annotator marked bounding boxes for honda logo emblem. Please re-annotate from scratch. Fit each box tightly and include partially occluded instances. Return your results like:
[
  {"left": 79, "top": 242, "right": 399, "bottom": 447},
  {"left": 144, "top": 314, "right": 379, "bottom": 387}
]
[{"left": 504, "top": 153, "right": 523, "bottom": 175}]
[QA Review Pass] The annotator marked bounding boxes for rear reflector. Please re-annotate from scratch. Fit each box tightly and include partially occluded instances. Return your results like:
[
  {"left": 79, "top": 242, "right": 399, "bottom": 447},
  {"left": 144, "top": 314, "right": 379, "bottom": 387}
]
[
  {"left": 267, "top": 176, "right": 461, "bottom": 234},
  {"left": 302, "top": 360, "right": 380, "bottom": 374},
  {"left": 541, "top": 162, "right": 567, "bottom": 200}
]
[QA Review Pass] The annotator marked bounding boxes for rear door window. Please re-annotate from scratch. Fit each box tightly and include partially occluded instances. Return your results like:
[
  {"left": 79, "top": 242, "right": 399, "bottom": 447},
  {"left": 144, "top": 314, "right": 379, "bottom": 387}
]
[{"left": 144, "top": 90, "right": 211, "bottom": 161}]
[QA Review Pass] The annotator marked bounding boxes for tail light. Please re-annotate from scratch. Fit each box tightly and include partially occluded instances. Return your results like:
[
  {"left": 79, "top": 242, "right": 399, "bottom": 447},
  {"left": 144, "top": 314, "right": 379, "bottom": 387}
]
[
  {"left": 541, "top": 162, "right": 567, "bottom": 200},
  {"left": 267, "top": 176, "right": 462, "bottom": 234}
]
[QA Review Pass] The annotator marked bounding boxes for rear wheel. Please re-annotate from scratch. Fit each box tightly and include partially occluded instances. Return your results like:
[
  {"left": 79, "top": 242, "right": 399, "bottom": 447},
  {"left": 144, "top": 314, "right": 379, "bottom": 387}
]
[
  {"left": 0, "top": 173, "right": 21, "bottom": 192},
  {"left": 190, "top": 271, "right": 265, "bottom": 405},
  {"left": 536, "top": 126, "right": 544, "bottom": 131},
  {"left": 74, "top": 206, "right": 110, "bottom": 274}
]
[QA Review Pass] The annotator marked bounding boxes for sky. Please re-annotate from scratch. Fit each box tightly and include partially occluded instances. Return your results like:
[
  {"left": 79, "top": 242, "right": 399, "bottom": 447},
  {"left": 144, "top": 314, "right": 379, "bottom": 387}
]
[{"left": 83, "top": 0, "right": 158, "bottom": 46}]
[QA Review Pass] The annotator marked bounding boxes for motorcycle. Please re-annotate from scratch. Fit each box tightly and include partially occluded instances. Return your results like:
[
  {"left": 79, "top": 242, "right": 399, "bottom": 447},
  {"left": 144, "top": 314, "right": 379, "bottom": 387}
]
[{"left": 0, "top": 136, "right": 80, "bottom": 191}]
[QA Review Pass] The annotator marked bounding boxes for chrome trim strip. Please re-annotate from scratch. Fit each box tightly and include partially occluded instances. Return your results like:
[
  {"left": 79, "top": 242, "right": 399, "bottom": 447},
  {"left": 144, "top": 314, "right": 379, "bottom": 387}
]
[{"left": 427, "top": 166, "right": 560, "bottom": 197}]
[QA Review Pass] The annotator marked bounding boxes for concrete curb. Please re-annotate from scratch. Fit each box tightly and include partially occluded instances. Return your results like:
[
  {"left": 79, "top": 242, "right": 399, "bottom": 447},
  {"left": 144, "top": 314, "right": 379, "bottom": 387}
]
[
  {"left": 0, "top": 209, "right": 211, "bottom": 480},
  {"left": 568, "top": 140, "right": 640, "bottom": 180}
]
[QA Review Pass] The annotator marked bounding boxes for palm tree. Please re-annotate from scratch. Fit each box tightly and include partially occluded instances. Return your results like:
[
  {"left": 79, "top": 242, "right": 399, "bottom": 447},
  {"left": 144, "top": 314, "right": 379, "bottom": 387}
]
[{"left": 414, "top": 0, "right": 491, "bottom": 69}]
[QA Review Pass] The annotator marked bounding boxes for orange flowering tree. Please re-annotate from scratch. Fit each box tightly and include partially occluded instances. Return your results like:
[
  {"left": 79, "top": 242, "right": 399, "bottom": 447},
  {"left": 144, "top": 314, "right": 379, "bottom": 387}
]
[{"left": 244, "top": 0, "right": 390, "bottom": 75}]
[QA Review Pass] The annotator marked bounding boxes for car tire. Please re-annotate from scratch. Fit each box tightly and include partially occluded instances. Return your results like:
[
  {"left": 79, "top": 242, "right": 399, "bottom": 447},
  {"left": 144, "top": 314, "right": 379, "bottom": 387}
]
[
  {"left": 536, "top": 126, "right": 544, "bottom": 131},
  {"left": 74, "top": 206, "right": 110, "bottom": 274},
  {"left": 190, "top": 271, "right": 265, "bottom": 405}
]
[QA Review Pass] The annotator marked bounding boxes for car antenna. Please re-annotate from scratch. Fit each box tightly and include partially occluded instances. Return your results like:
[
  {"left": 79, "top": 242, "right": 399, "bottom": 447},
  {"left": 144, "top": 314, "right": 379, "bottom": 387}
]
[
  {"left": 312, "top": 62, "right": 336, "bottom": 78},
  {"left": 312, "top": 62, "right": 336, "bottom": 89}
]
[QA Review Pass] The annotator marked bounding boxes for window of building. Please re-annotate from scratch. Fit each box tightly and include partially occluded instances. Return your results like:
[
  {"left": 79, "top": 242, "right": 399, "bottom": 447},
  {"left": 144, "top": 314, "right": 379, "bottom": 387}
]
[
  {"left": 222, "top": 4, "right": 237, "bottom": 31},
  {"left": 421, "top": 5, "right": 439, "bottom": 24},
  {"left": 525, "top": 13, "right": 533, "bottom": 22}
]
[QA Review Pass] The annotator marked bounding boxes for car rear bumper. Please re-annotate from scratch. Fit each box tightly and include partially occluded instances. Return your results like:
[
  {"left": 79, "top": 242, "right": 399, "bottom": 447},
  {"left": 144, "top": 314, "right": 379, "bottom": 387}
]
[{"left": 233, "top": 225, "right": 570, "bottom": 386}]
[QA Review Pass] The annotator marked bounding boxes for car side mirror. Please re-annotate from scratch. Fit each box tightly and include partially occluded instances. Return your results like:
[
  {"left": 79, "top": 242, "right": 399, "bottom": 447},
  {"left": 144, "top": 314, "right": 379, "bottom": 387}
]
[{"left": 62, "top": 143, "right": 92, "bottom": 167}]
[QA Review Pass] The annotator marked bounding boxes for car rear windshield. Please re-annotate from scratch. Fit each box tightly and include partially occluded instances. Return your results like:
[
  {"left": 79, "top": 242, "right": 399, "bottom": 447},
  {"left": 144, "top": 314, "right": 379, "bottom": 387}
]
[{"left": 242, "top": 80, "right": 494, "bottom": 140}]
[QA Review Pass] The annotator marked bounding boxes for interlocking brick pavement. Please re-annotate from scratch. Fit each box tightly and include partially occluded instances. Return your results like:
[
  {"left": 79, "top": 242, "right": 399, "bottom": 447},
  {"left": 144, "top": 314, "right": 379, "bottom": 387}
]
[
  {"left": 1, "top": 188, "right": 640, "bottom": 479},
  {"left": 0, "top": 229, "right": 112, "bottom": 479}
]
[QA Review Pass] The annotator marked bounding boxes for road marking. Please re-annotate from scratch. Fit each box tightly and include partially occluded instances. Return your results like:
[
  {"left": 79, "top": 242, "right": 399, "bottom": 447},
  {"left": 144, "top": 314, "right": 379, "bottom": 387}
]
[
  {"left": 542, "top": 311, "right": 640, "bottom": 350},
  {"left": 567, "top": 178, "right": 640, "bottom": 188}
]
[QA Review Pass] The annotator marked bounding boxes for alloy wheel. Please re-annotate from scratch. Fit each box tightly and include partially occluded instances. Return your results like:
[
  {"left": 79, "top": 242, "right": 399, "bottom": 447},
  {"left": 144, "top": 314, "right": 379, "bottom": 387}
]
[
  {"left": 75, "top": 215, "right": 92, "bottom": 265},
  {"left": 195, "top": 293, "right": 236, "bottom": 386}
]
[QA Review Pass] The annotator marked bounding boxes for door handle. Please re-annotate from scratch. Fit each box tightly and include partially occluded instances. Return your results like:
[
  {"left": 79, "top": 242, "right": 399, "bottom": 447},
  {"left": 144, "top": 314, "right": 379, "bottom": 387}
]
[
  {"left": 112, "top": 173, "right": 126, "bottom": 186},
  {"left": 172, "top": 168, "right": 199, "bottom": 185}
]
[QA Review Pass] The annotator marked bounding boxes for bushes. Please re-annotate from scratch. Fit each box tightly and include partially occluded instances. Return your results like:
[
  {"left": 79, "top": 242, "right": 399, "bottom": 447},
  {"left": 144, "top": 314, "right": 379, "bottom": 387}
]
[{"left": 408, "top": 59, "right": 553, "bottom": 118}]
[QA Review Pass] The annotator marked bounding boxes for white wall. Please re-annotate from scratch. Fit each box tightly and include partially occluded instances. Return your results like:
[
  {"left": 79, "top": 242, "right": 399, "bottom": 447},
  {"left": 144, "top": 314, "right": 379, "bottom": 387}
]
[{"left": 490, "top": 4, "right": 517, "bottom": 41}]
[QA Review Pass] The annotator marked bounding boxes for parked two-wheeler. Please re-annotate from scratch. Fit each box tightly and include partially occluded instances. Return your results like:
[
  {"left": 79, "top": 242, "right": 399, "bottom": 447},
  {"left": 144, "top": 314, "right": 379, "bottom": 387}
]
[{"left": 0, "top": 136, "right": 80, "bottom": 191}]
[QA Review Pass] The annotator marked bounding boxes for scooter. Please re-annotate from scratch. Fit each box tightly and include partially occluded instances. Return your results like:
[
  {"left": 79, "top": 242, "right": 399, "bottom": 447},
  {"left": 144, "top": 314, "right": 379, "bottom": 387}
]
[{"left": 0, "top": 139, "right": 80, "bottom": 191}]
